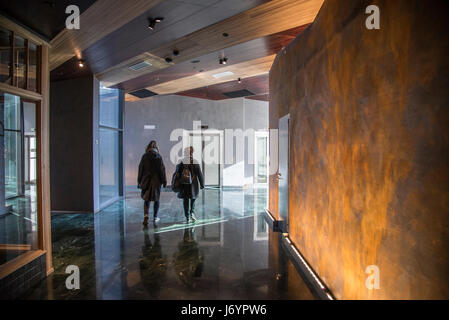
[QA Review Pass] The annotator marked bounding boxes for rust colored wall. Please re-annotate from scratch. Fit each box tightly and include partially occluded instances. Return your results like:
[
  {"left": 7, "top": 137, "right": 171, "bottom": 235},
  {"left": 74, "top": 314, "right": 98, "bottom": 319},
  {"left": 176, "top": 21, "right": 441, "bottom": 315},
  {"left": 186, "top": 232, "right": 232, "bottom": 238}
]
[{"left": 269, "top": 0, "right": 449, "bottom": 299}]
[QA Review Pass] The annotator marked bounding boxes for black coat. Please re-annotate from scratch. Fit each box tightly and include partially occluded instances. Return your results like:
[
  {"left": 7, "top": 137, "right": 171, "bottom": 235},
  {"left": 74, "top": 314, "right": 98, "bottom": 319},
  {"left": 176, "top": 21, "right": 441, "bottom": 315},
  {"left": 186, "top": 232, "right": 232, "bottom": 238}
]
[
  {"left": 138, "top": 149, "right": 167, "bottom": 201},
  {"left": 176, "top": 160, "right": 204, "bottom": 200}
]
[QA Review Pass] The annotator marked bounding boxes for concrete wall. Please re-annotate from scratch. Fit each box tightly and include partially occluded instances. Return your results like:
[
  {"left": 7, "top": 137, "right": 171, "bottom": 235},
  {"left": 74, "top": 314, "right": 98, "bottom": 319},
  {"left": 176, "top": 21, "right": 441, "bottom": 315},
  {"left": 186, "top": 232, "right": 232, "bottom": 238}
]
[
  {"left": 269, "top": 0, "right": 449, "bottom": 299},
  {"left": 124, "top": 95, "right": 268, "bottom": 188},
  {"left": 50, "top": 76, "right": 97, "bottom": 212}
]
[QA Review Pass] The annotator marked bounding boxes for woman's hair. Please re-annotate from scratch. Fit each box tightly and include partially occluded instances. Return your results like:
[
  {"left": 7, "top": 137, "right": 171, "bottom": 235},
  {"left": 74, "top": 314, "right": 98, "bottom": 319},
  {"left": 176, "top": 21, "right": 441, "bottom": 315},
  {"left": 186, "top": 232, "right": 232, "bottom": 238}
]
[{"left": 146, "top": 140, "right": 159, "bottom": 153}]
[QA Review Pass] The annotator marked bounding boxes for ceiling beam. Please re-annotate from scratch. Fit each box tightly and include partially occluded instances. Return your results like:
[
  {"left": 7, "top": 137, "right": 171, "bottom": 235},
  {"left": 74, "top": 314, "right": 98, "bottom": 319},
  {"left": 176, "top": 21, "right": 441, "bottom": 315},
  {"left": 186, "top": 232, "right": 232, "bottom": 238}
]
[{"left": 49, "top": 0, "right": 163, "bottom": 70}]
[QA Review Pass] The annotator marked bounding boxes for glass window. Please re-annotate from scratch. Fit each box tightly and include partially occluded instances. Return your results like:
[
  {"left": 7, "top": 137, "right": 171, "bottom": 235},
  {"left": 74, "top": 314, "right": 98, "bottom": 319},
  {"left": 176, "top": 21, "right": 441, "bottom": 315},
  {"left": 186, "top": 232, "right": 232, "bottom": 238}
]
[
  {"left": 0, "top": 92, "right": 38, "bottom": 266},
  {"left": 99, "top": 85, "right": 120, "bottom": 128},
  {"left": 0, "top": 28, "right": 12, "bottom": 84},
  {"left": 28, "top": 42, "right": 37, "bottom": 92},
  {"left": 13, "top": 35, "right": 27, "bottom": 89},
  {"left": 4, "top": 93, "right": 21, "bottom": 130},
  {"left": 99, "top": 83, "right": 122, "bottom": 207},
  {"left": 99, "top": 128, "right": 119, "bottom": 205}
]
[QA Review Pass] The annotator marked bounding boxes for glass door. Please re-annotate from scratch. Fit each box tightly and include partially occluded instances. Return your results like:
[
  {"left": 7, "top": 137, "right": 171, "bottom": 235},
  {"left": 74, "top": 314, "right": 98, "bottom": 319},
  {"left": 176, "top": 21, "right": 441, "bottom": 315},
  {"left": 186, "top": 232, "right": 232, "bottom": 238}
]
[
  {"left": 99, "top": 84, "right": 123, "bottom": 208},
  {"left": 254, "top": 131, "right": 269, "bottom": 185}
]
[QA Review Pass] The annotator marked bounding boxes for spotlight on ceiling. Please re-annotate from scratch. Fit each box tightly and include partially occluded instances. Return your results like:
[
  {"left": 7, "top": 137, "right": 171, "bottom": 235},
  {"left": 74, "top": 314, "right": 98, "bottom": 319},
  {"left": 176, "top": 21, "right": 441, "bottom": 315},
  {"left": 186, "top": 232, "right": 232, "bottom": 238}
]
[
  {"left": 78, "top": 59, "right": 85, "bottom": 68},
  {"left": 219, "top": 57, "right": 228, "bottom": 65},
  {"left": 165, "top": 57, "right": 173, "bottom": 63},
  {"left": 148, "top": 17, "right": 164, "bottom": 30},
  {"left": 238, "top": 78, "right": 242, "bottom": 83},
  {"left": 173, "top": 49, "right": 180, "bottom": 56}
]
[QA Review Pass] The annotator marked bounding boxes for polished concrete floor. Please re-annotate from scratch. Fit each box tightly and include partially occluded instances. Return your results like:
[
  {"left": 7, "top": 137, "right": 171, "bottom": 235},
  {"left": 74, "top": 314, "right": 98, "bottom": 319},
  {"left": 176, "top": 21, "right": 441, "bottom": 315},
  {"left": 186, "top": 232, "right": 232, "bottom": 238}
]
[{"left": 22, "top": 187, "right": 315, "bottom": 300}]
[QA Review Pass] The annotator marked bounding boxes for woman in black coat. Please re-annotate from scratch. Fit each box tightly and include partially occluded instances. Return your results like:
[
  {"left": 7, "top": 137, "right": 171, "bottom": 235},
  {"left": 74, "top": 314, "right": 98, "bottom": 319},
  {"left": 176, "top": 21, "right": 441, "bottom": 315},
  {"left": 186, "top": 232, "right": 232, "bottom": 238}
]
[
  {"left": 175, "top": 147, "right": 204, "bottom": 223},
  {"left": 138, "top": 140, "right": 167, "bottom": 226}
]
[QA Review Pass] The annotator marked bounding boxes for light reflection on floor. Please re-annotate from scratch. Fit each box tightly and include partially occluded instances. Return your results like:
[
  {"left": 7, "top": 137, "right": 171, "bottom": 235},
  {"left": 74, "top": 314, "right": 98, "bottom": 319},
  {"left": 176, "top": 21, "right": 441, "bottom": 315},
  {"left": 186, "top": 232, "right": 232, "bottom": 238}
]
[{"left": 22, "top": 188, "right": 315, "bottom": 300}]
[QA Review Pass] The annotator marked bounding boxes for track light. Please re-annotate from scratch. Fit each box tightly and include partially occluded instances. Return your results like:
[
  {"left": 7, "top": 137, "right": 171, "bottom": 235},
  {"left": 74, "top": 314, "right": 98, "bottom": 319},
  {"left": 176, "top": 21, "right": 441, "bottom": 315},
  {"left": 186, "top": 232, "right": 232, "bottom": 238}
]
[
  {"left": 165, "top": 57, "right": 173, "bottom": 63},
  {"left": 173, "top": 49, "right": 180, "bottom": 56},
  {"left": 78, "top": 59, "right": 85, "bottom": 68},
  {"left": 238, "top": 77, "right": 242, "bottom": 83},
  {"left": 148, "top": 17, "right": 164, "bottom": 30},
  {"left": 219, "top": 57, "right": 228, "bottom": 65}
]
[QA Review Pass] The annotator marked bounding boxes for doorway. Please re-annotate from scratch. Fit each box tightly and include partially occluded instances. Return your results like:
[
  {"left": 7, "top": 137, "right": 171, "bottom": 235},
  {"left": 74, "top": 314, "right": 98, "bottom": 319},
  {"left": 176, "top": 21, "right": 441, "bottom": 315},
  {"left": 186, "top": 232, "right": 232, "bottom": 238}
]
[
  {"left": 254, "top": 131, "right": 269, "bottom": 185},
  {"left": 278, "top": 114, "right": 289, "bottom": 233},
  {"left": 187, "top": 131, "right": 223, "bottom": 188}
]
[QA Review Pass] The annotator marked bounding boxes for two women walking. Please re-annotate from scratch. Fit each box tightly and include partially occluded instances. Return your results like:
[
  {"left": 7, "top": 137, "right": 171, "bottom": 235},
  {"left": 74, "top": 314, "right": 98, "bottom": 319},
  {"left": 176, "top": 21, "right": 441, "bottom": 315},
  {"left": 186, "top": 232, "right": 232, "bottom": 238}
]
[{"left": 138, "top": 141, "right": 204, "bottom": 226}]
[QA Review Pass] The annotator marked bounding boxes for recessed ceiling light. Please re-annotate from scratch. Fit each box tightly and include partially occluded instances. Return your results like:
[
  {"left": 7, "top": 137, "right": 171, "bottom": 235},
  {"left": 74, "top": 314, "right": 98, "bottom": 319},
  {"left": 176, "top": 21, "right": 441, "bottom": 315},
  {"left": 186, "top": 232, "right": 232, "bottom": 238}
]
[
  {"left": 148, "top": 17, "right": 164, "bottom": 30},
  {"left": 212, "top": 71, "right": 234, "bottom": 79}
]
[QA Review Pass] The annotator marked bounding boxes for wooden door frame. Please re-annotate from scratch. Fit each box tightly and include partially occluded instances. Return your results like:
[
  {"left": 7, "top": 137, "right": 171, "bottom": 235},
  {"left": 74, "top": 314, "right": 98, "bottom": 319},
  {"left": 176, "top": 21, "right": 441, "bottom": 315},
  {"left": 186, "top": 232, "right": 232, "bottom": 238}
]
[{"left": 0, "top": 20, "right": 53, "bottom": 279}]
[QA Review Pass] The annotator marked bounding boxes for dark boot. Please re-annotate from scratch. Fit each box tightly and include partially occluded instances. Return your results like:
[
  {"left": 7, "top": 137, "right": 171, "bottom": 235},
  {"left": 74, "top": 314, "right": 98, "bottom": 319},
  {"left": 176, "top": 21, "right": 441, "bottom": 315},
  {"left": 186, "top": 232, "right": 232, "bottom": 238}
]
[
  {"left": 190, "top": 199, "right": 197, "bottom": 222},
  {"left": 143, "top": 201, "right": 149, "bottom": 226},
  {"left": 183, "top": 198, "right": 190, "bottom": 223}
]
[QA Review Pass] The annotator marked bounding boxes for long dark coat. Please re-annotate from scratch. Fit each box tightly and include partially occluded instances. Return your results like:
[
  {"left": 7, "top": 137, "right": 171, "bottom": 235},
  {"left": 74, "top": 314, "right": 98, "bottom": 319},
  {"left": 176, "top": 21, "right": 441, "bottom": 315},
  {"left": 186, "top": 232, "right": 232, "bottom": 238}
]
[
  {"left": 138, "top": 149, "right": 167, "bottom": 201},
  {"left": 175, "top": 160, "right": 204, "bottom": 200}
]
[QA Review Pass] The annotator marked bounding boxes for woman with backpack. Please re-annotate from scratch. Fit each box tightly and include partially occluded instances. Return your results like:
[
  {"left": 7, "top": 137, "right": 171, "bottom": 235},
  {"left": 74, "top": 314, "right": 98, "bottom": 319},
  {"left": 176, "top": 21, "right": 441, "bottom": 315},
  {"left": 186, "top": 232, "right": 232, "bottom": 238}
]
[
  {"left": 173, "top": 146, "right": 204, "bottom": 223},
  {"left": 138, "top": 140, "right": 167, "bottom": 226}
]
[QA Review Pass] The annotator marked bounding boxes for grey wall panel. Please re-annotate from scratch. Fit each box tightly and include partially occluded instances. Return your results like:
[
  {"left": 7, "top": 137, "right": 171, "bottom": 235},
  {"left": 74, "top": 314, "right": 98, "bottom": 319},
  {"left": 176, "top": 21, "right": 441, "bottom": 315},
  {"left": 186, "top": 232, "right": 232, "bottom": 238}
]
[{"left": 50, "top": 76, "right": 95, "bottom": 212}]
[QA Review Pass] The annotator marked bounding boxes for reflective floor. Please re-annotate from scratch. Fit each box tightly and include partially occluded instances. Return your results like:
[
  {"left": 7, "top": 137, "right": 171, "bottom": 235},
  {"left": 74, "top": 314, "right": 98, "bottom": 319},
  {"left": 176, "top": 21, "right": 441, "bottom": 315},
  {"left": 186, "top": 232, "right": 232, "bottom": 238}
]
[{"left": 22, "top": 188, "right": 315, "bottom": 300}]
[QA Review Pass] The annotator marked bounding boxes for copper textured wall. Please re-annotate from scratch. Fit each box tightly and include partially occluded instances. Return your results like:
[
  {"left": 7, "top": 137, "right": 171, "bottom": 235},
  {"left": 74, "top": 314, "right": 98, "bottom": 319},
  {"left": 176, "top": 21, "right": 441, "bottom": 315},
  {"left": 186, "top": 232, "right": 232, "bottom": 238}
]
[{"left": 269, "top": 0, "right": 449, "bottom": 299}]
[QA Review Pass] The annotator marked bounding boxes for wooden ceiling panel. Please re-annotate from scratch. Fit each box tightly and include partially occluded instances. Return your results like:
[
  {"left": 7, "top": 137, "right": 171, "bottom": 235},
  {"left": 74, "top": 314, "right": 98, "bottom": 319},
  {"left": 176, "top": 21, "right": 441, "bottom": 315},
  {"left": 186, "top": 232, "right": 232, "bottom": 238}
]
[
  {"left": 177, "top": 74, "right": 269, "bottom": 100},
  {"left": 115, "top": 24, "right": 309, "bottom": 92},
  {"left": 147, "top": 54, "right": 275, "bottom": 95},
  {"left": 77, "top": 0, "right": 271, "bottom": 75},
  {"left": 96, "top": 52, "right": 170, "bottom": 87},
  {"left": 50, "top": 0, "right": 163, "bottom": 70},
  {"left": 147, "top": 0, "right": 323, "bottom": 74}
]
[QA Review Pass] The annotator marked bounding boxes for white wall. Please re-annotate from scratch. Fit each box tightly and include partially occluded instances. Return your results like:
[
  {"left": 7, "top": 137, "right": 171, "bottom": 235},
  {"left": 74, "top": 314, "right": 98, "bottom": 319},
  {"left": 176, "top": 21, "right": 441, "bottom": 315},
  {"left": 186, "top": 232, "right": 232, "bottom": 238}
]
[{"left": 124, "top": 95, "right": 268, "bottom": 187}]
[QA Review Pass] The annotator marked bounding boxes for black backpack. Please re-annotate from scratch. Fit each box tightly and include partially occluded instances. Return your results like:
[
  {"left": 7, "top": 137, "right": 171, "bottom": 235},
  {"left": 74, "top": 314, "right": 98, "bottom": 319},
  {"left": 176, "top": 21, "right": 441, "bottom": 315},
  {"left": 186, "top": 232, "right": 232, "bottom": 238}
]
[{"left": 180, "top": 164, "right": 192, "bottom": 185}]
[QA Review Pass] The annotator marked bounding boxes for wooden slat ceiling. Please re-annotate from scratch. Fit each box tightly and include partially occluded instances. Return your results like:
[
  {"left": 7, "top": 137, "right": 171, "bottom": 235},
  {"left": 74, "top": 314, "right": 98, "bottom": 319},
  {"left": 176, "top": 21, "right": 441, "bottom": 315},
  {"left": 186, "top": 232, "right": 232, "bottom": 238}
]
[
  {"left": 176, "top": 74, "right": 269, "bottom": 101},
  {"left": 49, "top": 0, "right": 324, "bottom": 100},
  {"left": 107, "top": 0, "right": 322, "bottom": 92},
  {"left": 148, "top": 54, "right": 275, "bottom": 95},
  {"left": 62, "top": 0, "right": 271, "bottom": 76},
  {"left": 114, "top": 24, "right": 310, "bottom": 92},
  {"left": 50, "top": 0, "right": 164, "bottom": 70}
]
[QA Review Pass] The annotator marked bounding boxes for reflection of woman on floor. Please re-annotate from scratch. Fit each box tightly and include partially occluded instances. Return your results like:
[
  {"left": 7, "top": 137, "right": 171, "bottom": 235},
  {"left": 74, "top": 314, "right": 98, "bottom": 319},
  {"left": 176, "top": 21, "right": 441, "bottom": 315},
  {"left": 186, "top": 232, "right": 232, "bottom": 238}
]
[
  {"left": 139, "top": 230, "right": 167, "bottom": 299},
  {"left": 173, "top": 227, "right": 204, "bottom": 289}
]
